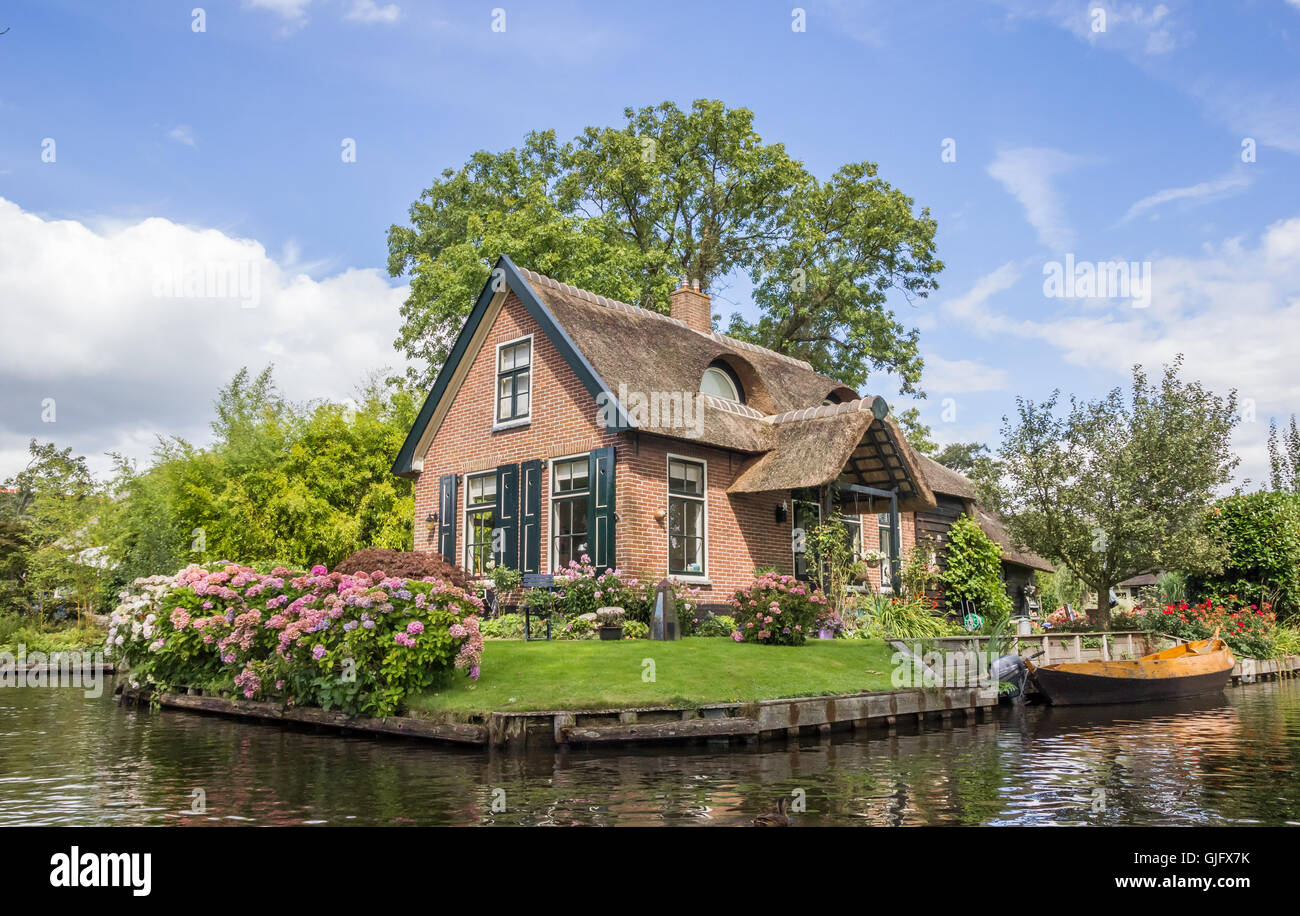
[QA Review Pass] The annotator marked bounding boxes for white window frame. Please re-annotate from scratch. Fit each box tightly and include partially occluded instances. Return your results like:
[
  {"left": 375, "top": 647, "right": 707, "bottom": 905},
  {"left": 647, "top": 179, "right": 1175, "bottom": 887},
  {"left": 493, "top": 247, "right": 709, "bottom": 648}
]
[
  {"left": 547, "top": 452, "right": 591, "bottom": 574},
  {"left": 666, "top": 453, "right": 709, "bottom": 582},
  {"left": 492, "top": 334, "right": 534, "bottom": 430},
  {"left": 463, "top": 471, "right": 497, "bottom": 576}
]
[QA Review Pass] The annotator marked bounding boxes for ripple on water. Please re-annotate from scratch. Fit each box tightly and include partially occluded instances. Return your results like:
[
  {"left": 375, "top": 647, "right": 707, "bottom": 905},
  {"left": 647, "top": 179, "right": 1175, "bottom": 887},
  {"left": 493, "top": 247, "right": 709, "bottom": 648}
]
[{"left": 0, "top": 682, "right": 1298, "bottom": 825}]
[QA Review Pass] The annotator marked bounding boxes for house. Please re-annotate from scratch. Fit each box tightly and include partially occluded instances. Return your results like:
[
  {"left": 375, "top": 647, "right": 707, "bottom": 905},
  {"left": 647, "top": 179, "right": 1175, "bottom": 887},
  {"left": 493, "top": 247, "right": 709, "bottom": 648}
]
[
  {"left": 1115, "top": 570, "right": 1163, "bottom": 602},
  {"left": 392, "top": 256, "right": 940, "bottom": 610},
  {"left": 912, "top": 453, "right": 1054, "bottom": 615}
]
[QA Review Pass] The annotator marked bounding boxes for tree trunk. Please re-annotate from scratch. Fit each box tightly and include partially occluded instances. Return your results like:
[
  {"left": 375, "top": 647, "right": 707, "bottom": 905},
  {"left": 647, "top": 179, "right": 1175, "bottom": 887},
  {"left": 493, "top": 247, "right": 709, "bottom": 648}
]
[{"left": 1095, "top": 580, "right": 1112, "bottom": 630}]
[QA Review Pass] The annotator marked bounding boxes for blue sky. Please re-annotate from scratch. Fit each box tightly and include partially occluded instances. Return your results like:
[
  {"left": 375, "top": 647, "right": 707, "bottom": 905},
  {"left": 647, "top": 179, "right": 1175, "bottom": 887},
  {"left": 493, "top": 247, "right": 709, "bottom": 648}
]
[{"left": 2, "top": 0, "right": 1299, "bottom": 486}]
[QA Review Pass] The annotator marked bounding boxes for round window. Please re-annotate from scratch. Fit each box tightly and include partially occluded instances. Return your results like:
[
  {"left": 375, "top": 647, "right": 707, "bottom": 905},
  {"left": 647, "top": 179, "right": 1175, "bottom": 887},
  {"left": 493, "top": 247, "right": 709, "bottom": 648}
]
[{"left": 701, "top": 365, "right": 741, "bottom": 402}]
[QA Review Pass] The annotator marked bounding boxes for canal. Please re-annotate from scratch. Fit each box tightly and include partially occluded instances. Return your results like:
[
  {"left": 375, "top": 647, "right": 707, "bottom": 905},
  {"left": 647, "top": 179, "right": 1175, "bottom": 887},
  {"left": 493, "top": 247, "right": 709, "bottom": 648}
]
[{"left": 2, "top": 682, "right": 1298, "bottom": 826}]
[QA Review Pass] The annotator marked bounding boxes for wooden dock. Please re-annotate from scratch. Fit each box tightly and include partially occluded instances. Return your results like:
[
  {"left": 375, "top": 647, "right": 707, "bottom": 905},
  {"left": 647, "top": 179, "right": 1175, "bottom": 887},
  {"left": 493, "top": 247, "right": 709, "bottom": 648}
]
[{"left": 117, "top": 682, "right": 998, "bottom": 750}]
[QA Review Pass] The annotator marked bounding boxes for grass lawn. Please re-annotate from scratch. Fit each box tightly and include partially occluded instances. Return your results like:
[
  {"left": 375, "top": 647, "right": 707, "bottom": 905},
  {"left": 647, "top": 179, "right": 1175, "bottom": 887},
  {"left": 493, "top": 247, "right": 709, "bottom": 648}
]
[{"left": 406, "top": 637, "right": 904, "bottom": 718}]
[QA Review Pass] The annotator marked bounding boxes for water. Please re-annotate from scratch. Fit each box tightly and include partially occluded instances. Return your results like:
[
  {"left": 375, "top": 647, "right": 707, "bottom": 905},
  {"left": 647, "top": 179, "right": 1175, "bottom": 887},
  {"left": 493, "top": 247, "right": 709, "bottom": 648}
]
[{"left": 1, "top": 683, "right": 1298, "bottom": 826}]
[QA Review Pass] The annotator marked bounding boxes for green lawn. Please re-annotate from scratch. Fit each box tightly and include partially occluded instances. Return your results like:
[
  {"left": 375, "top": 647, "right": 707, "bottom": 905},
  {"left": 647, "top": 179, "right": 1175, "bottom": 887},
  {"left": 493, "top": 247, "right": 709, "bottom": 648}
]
[{"left": 406, "top": 637, "right": 903, "bottom": 718}]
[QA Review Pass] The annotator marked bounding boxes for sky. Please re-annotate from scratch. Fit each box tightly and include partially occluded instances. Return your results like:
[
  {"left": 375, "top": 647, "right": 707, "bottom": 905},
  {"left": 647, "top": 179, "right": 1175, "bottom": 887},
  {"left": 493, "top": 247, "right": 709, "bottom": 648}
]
[{"left": 1, "top": 0, "right": 1298, "bottom": 487}]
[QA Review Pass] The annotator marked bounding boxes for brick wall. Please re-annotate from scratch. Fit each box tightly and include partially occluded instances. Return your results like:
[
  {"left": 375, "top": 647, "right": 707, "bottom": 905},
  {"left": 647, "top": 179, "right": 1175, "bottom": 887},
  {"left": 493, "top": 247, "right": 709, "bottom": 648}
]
[
  {"left": 615, "top": 436, "right": 790, "bottom": 603},
  {"left": 413, "top": 291, "right": 614, "bottom": 559},
  {"left": 409, "top": 287, "right": 913, "bottom": 607}
]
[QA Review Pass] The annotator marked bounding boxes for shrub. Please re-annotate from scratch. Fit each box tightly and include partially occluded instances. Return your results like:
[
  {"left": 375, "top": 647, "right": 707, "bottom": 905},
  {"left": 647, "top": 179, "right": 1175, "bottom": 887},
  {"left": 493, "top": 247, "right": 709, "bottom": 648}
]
[
  {"left": 333, "top": 548, "right": 471, "bottom": 590},
  {"left": 622, "top": 620, "right": 649, "bottom": 639},
  {"left": 859, "top": 592, "right": 953, "bottom": 639},
  {"left": 1191, "top": 492, "right": 1300, "bottom": 619},
  {"left": 941, "top": 515, "right": 1013, "bottom": 623},
  {"left": 480, "top": 613, "right": 525, "bottom": 639},
  {"left": 1138, "top": 597, "right": 1277, "bottom": 659},
  {"left": 550, "top": 556, "right": 646, "bottom": 620},
  {"left": 900, "top": 536, "right": 941, "bottom": 597},
  {"left": 695, "top": 613, "right": 736, "bottom": 638},
  {"left": 728, "top": 573, "right": 829, "bottom": 646},
  {"left": 107, "top": 563, "right": 484, "bottom": 716},
  {"left": 557, "top": 613, "right": 598, "bottom": 640}
]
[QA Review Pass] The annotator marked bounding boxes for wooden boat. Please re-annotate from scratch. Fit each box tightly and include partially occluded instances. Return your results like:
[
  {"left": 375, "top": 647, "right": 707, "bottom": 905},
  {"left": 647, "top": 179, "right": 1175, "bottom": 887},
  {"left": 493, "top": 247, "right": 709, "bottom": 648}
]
[{"left": 1027, "top": 637, "right": 1234, "bottom": 706}]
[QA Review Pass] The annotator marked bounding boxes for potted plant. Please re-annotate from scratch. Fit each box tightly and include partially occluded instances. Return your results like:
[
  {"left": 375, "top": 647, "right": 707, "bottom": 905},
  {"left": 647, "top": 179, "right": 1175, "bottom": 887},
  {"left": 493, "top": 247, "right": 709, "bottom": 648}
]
[{"left": 596, "top": 606, "right": 625, "bottom": 641}]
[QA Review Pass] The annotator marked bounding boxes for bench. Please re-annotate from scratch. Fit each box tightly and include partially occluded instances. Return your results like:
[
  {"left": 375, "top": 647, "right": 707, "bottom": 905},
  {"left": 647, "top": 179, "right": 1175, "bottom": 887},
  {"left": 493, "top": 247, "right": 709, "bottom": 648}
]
[{"left": 520, "top": 573, "right": 555, "bottom": 641}]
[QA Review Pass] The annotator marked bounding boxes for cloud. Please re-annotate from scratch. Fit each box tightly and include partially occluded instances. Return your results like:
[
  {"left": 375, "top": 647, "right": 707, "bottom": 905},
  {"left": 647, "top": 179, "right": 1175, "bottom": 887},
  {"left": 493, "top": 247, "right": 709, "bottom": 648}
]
[
  {"left": 167, "top": 125, "right": 196, "bottom": 148},
  {"left": 921, "top": 355, "right": 1009, "bottom": 394},
  {"left": 940, "top": 260, "right": 1023, "bottom": 332},
  {"left": 244, "top": 0, "right": 312, "bottom": 24},
  {"left": 0, "top": 198, "right": 409, "bottom": 478},
  {"left": 987, "top": 148, "right": 1086, "bottom": 250},
  {"left": 344, "top": 0, "right": 400, "bottom": 24},
  {"left": 939, "top": 218, "right": 1300, "bottom": 486},
  {"left": 1120, "top": 169, "right": 1252, "bottom": 223}
]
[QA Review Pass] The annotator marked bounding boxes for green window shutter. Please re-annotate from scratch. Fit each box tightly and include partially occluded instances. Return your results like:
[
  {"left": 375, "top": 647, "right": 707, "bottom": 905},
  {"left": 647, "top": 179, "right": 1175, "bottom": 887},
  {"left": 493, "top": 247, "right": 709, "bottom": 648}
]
[
  {"left": 437, "top": 473, "right": 458, "bottom": 563},
  {"left": 587, "top": 446, "right": 616, "bottom": 573},
  {"left": 520, "top": 460, "right": 542, "bottom": 574},
  {"left": 494, "top": 463, "right": 519, "bottom": 570}
]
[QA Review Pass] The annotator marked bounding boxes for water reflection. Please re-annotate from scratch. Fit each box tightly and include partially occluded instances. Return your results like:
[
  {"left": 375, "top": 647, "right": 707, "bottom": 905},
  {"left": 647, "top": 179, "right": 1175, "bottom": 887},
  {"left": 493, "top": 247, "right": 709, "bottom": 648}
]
[{"left": 1, "top": 682, "right": 1297, "bottom": 826}]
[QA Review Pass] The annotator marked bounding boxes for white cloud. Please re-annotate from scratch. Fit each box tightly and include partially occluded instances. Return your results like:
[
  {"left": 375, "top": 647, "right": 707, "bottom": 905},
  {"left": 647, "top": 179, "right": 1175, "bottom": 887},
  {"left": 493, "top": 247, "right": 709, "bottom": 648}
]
[
  {"left": 167, "top": 125, "right": 196, "bottom": 148},
  {"left": 1120, "top": 169, "right": 1251, "bottom": 223},
  {"left": 940, "top": 260, "right": 1023, "bottom": 332},
  {"left": 922, "top": 355, "right": 1010, "bottom": 394},
  {"left": 244, "top": 0, "right": 312, "bottom": 23},
  {"left": 345, "top": 0, "right": 400, "bottom": 24},
  {"left": 0, "top": 198, "right": 409, "bottom": 477},
  {"left": 939, "top": 218, "right": 1300, "bottom": 487},
  {"left": 987, "top": 148, "right": 1086, "bottom": 250}
]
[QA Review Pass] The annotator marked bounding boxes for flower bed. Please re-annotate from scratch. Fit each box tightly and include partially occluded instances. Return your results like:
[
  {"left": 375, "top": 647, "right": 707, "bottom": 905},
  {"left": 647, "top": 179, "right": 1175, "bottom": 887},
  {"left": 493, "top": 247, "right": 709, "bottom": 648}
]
[
  {"left": 1137, "top": 597, "right": 1277, "bottom": 659},
  {"left": 107, "top": 563, "right": 483, "bottom": 717},
  {"left": 728, "top": 572, "right": 829, "bottom": 646}
]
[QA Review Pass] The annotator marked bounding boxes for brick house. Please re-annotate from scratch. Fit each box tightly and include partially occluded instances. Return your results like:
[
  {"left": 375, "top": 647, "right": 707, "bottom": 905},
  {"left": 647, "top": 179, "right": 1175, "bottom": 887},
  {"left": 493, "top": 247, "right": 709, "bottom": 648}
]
[{"left": 392, "top": 255, "right": 947, "bottom": 609}]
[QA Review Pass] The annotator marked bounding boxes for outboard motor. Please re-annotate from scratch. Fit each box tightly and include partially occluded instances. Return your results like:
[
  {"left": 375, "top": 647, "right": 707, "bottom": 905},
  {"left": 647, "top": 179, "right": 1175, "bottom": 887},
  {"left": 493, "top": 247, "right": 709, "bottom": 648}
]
[{"left": 990, "top": 653, "right": 1028, "bottom": 700}]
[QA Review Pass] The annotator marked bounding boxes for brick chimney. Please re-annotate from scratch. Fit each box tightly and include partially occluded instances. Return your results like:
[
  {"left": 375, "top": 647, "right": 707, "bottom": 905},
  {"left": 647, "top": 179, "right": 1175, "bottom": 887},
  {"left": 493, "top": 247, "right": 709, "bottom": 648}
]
[{"left": 669, "top": 276, "right": 712, "bottom": 334}]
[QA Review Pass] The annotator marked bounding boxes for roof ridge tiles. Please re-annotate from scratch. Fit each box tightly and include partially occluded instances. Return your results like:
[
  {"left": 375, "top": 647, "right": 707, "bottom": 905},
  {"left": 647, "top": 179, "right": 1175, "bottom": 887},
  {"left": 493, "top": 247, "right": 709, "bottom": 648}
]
[{"left": 764, "top": 396, "right": 878, "bottom": 425}]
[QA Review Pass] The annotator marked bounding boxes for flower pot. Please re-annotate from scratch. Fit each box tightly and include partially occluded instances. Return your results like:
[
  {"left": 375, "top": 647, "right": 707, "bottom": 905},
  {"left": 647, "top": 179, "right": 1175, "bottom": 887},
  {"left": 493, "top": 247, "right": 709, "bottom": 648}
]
[{"left": 599, "top": 625, "right": 624, "bottom": 641}]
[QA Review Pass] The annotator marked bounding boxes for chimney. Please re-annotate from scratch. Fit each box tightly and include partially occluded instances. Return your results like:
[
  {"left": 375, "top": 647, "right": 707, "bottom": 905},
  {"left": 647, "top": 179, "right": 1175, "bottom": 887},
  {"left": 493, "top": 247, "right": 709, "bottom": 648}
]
[{"left": 669, "top": 275, "right": 712, "bottom": 334}]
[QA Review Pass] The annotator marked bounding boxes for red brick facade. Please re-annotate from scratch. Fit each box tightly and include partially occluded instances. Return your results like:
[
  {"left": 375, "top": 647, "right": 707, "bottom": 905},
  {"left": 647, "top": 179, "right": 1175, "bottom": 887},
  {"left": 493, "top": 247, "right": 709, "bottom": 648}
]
[{"left": 411, "top": 289, "right": 912, "bottom": 605}]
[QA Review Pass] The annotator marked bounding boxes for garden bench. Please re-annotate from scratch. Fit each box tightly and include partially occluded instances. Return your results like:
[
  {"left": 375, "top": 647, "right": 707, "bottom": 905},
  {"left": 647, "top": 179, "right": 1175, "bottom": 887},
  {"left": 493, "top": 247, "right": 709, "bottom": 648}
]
[{"left": 520, "top": 573, "right": 554, "bottom": 641}]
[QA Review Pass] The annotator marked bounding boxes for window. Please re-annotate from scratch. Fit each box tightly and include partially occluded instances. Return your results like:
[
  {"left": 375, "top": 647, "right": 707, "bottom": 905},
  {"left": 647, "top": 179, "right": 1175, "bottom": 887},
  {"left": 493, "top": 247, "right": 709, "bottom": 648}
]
[
  {"left": 667, "top": 458, "right": 706, "bottom": 576},
  {"left": 464, "top": 473, "right": 497, "bottom": 576},
  {"left": 700, "top": 361, "right": 743, "bottom": 403},
  {"left": 877, "top": 512, "right": 896, "bottom": 589},
  {"left": 792, "top": 497, "right": 820, "bottom": 581},
  {"left": 550, "top": 457, "right": 589, "bottom": 570},
  {"left": 495, "top": 337, "right": 531, "bottom": 424},
  {"left": 839, "top": 515, "right": 863, "bottom": 564}
]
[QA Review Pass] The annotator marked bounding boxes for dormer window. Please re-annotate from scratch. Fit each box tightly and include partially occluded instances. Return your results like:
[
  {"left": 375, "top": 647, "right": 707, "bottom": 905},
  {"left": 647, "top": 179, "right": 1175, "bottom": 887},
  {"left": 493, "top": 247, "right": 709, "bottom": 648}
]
[
  {"left": 495, "top": 336, "right": 532, "bottom": 425},
  {"left": 700, "top": 361, "right": 743, "bottom": 403}
]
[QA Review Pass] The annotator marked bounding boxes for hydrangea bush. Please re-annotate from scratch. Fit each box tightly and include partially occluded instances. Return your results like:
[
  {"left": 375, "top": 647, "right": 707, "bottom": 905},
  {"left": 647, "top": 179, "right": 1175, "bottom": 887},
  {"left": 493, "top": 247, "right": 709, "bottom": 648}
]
[
  {"left": 728, "top": 573, "right": 830, "bottom": 646},
  {"left": 108, "top": 563, "right": 484, "bottom": 717}
]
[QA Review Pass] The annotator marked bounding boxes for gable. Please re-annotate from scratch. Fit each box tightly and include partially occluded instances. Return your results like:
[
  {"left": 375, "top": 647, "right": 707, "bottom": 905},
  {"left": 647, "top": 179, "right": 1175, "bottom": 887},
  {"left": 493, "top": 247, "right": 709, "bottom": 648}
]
[{"left": 392, "top": 256, "right": 630, "bottom": 477}]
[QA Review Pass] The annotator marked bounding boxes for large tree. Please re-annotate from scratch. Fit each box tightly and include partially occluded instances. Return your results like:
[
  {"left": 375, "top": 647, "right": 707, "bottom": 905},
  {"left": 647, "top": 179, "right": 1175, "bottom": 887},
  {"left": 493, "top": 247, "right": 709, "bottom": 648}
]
[
  {"left": 994, "top": 358, "right": 1239, "bottom": 628},
  {"left": 387, "top": 99, "right": 943, "bottom": 393}
]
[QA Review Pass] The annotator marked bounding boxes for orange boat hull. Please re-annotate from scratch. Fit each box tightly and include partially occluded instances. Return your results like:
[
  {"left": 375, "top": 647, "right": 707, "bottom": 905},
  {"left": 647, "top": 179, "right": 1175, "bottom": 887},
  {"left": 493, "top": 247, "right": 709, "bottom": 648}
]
[{"left": 1029, "top": 637, "right": 1234, "bottom": 706}]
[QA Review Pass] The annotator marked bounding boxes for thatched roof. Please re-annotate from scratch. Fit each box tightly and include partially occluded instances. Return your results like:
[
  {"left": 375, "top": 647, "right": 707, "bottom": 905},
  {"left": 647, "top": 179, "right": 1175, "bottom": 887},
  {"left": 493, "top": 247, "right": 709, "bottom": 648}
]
[
  {"left": 1118, "top": 570, "right": 1162, "bottom": 588},
  {"left": 727, "top": 398, "right": 937, "bottom": 513},
  {"left": 396, "top": 258, "right": 939, "bottom": 503},
  {"left": 974, "top": 506, "right": 1055, "bottom": 573},
  {"left": 915, "top": 453, "right": 978, "bottom": 500},
  {"left": 521, "top": 267, "right": 845, "bottom": 452}
]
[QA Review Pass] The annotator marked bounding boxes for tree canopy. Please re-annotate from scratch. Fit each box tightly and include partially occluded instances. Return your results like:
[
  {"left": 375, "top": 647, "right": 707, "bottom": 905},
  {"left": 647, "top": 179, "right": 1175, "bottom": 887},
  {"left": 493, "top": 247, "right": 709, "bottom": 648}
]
[
  {"left": 387, "top": 99, "right": 943, "bottom": 394},
  {"left": 993, "top": 358, "right": 1239, "bottom": 627}
]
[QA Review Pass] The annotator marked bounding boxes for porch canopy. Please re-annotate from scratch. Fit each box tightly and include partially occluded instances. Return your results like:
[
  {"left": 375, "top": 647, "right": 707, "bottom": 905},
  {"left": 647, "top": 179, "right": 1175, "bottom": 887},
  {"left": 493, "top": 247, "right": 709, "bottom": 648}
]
[{"left": 727, "top": 397, "right": 936, "bottom": 513}]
